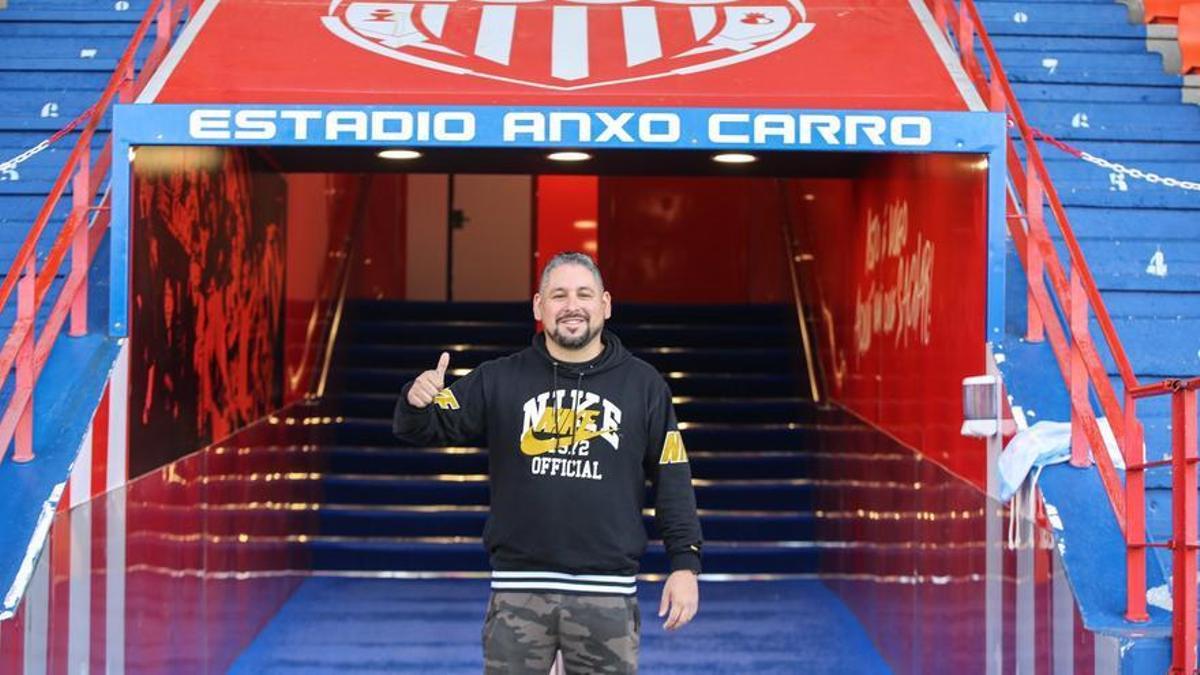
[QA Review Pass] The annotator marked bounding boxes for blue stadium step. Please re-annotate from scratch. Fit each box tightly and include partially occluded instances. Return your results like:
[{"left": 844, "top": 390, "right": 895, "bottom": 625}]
[
  {"left": 0, "top": 10, "right": 144, "bottom": 22},
  {"left": 321, "top": 447, "right": 877, "bottom": 480},
  {"left": 0, "top": 195, "right": 71, "bottom": 221},
  {"left": 0, "top": 72, "right": 114, "bottom": 89},
  {"left": 1054, "top": 179, "right": 1200, "bottom": 210},
  {"left": 329, "top": 393, "right": 821, "bottom": 424},
  {"left": 0, "top": 112, "right": 112, "bottom": 133},
  {"left": 342, "top": 320, "right": 794, "bottom": 348},
  {"left": 1020, "top": 101, "right": 1200, "bottom": 132},
  {"left": 1101, "top": 289, "right": 1200, "bottom": 318},
  {"left": 315, "top": 506, "right": 819, "bottom": 542},
  {"left": 1028, "top": 140, "right": 1200, "bottom": 163},
  {"left": 977, "top": 3, "right": 1143, "bottom": 37},
  {"left": 308, "top": 539, "right": 823, "bottom": 574},
  {"left": 991, "top": 35, "right": 1150, "bottom": 53},
  {"left": 346, "top": 300, "right": 794, "bottom": 324},
  {"left": 338, "top": 368, "right": 802, "bottom": 398},
  {"left": 0, "top": 37, "right": 148, "bottom": 59},
  {"left": 1050, "top": 206, "right": 1200, "bottom": 240},
  {"left": 0, "top": 22, "right": 151, "bottom": 37},
  {"left": 319, "top": 476, "right": 822, "bottom": 511},
  {"left": 324, "top": 417, "right": 833, "bottom": 451},
  {"left": 339, "top": 344, "right": 796, "bottom": 374},
  {"left": 1000, "top": 60, "right": 1179, "bottom": 87},
  {"left": 1012, "top": 82, "right": 1183, "bottom": 104}
]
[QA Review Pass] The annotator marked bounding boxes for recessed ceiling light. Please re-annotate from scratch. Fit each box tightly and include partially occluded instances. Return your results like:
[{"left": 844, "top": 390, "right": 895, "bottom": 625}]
[
  {"left": 378, "top": 149, "right": 422, "bottom": 160},
  {"left": 713, "top": 153, "right": 757, "bottom": 164},
  {"left": 547, "top": 151, "right": 592, "bottom": 162}
]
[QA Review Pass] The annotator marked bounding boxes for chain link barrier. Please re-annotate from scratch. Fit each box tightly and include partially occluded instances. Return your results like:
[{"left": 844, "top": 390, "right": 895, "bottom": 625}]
[
  {"left": 1030, "top": 125, "right": 1200, "bottom": 193},
  {"left": 0, "top": 104, "right": 98, "bottom": 179}
]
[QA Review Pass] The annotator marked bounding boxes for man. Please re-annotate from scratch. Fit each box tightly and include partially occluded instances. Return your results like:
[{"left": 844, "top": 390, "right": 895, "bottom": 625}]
[{"left": 394, "top": 251, "right": 702, "bottom": 674}]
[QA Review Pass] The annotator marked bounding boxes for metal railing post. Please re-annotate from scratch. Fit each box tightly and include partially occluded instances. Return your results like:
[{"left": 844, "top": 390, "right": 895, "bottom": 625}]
[
  {"left": 69, "top": 160, "right": 90, "bottom": 337},
  {"left": 11, "top": 260, "right": 36, "bottom": 463},
  {"left": 1170, "top": 387, "right": 1197, "bottom": 674},
  {"left": 1124, "top": 393, "right": 1149, "bottom": 622},
  {"left": 1024, "top": 171, "right": 1046, "bottom": 342},
  {"left": 1068, "top": 271, "right": 1090, "bottom": 467}
]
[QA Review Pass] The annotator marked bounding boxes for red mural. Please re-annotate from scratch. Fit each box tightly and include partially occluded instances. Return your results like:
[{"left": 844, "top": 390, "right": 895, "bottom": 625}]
[
  {"left": 130, "top": 147, "right": 286, "bottom": 478},
  {"left": 789, "top": 154, "right": 990, "bottom": 485}
]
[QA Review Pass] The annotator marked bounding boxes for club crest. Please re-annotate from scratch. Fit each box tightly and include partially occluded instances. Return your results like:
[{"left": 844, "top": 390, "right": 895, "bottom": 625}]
[{"left": 323, "top": 0, "right": 814, "bottom": 91}]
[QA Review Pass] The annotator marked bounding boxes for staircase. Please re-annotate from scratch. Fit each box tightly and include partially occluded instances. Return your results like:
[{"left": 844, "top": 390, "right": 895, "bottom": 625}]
[
  {"left": 307, "top": 300, "right": 848, "bottom": 576},
  {"left": 978, "top": 0, "right": 1200, "bottom": 628}
]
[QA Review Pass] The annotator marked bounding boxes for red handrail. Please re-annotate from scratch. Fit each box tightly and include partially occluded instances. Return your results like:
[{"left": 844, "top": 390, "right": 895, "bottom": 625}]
[
  {"left": 929, "top": 0, "right": 1198, "bottom": 669},
  {"left": 0, "top": 0, "right": 198, "bottom": 466}
]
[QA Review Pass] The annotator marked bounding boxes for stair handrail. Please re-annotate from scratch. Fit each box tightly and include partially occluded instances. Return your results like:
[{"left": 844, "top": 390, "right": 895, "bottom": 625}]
[
  {"left": 927, "top": 0, "right": 1198, "bottom": 668},
  {"left": 0, "top": 0, "right": 198, "bottom": 467}
]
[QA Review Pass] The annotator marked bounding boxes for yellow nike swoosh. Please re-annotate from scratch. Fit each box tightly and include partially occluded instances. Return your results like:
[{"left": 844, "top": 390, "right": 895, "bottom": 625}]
[{"left": 520, "top": 427, "right": 615, "bottom": 456}]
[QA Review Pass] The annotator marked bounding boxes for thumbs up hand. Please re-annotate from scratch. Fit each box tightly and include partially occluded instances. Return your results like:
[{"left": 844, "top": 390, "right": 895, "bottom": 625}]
[{"left": 407, "top": 352, "right": 450, "bottom": 408}]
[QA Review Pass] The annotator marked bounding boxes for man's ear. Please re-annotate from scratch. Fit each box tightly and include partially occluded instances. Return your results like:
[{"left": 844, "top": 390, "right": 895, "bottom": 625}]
[
  {"left": 532, "top": 293, "right": 543, "bottom": 322},
  {"left": 602, "top": 291, "right": 612, "bottom": 320}
]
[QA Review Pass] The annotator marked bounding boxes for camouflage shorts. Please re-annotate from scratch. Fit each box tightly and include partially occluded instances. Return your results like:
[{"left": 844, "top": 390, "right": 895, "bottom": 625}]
[{"left": 482, "top": 591, "right": 640, "bottom": 674}]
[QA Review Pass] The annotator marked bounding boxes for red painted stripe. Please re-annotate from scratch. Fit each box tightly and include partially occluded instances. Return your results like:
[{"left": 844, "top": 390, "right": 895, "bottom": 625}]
[
  {"left": 59, "top": 483, "right": 70, "bottom": 513},
  {"left": 48, "top": 512, "right": 70, "bottom": 675},
  {"left": 0, "top": 602, "right": 24, "bottom": 675},
  {"left": 90, "top": 497, "right": 107, "bottom": 673},
  {"left": 92, "top": 386, "right": 111, "bottom": 498}
]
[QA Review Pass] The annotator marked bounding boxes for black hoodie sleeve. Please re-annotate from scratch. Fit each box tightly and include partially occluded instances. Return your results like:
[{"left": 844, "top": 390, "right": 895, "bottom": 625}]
[
  {"left": 393, "top": 365, "right": 487, "bottom": 446},
  {"left": 645, "top": 380, "right": 703, "bottom": 574}
]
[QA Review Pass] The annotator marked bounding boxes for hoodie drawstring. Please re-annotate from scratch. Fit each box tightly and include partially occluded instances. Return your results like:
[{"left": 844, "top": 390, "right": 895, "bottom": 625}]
[{"left": 550, "top": 363, "right": 589, "bottom": 451}]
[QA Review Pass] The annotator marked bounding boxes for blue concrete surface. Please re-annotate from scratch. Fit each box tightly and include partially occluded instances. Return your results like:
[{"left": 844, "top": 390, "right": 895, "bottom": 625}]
[{"left": 228, "top": 578, "right": 892, "bottom": 675}]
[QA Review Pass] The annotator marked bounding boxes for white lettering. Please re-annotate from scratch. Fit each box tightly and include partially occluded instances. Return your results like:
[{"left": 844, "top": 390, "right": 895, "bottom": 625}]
[
  {"left": 233, "top": 110, "right": 277, "bottom": 140},
  {"left": 371, "top": 111, "right": 413, "bottom": 142},
  {"left": 594, "top": 112, "right": 635, "bottom": 143},
  {"left": 325, "top": 111, "right": 368, "bottom": 141},
  {"left": 800, "top": 115, "right": 841, "bottom": 145},
  {"left": 639, "top": 113, "right": 680, "bottom": 142},
  {"left": 189, "top": 110, "right": 231, "bottom": 140},
  {"left": 279, "top": 110, "right": 322, "bottom": 141},
  {"left": 753, "top": 114, "right": 795, "bottom": 144},
  {"left": 435, "top": 112, "right": 476, "bottom": 141},
  {"left": 550, "top": 112, "right": 592, "bottom": 143},
  {"left": 504, "top": 112, "right": 545, "bottom": 142},
  {"left": 891, "top": 116, "right": 932, "bottom": 146},
  {"left": 845, "top": 115, "right": 886, "bottom": 146},
  {"left": 709, "top": 113, "right": 750, "bottom": 143}
]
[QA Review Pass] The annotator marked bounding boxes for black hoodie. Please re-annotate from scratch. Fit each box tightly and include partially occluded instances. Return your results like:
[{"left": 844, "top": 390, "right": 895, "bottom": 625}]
[{"left": 394, "top": 330, "right": 702, "bottom": 595}]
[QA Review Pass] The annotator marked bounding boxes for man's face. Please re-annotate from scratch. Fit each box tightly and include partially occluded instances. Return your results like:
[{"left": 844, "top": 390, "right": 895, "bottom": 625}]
[{"left": 533, "top": 263, "right": 612, "bottom": 351}]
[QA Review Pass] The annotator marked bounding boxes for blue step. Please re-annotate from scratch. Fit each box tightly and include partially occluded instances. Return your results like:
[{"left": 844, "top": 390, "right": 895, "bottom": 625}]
[{"left": 978, "top": 3, "right": 1143, "bottom": 37}]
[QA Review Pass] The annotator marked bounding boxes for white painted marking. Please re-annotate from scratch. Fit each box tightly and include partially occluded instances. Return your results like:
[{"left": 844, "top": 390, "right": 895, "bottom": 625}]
[
  {"left": 70, "top": 426, "right": 93, "bottom": 508},
  {"left": 0, "top": 168, "right": 18, "bottom": 182},
  {"left": 551, "top": 6, "right": 589, "bottom": 81},
  {"left": 1041, "top": 57, "right": 1058, "bottom": 74},
  {"left": 475, "top": 5, "right": 516, "bottom": 65},
  {"left": 1146, "top": 248, "right": 1168, "bottom": 277},
  {"left": 23, "top": 536, "right": 49, "bottom": 675},
  {"left": 420, "top": 3, "right": 449, "bottom": 37},
  {"left": 1013, "top": 11, "right": 1029, "bottom": 23},
  {"left": 106, "top": 491, "right": 126, "bottom": 675},
  {"left": 906, "top": 0, "right": 986, "bottom": 111},
  {"left": 107, "top": 341, "right": 130, "bottom": 491},
  {"left": 622, "top": 7, "right": 662, "bottom": 67},
  {"left": 1071, "top": 112, "right": 1090, "bottom": 128},
  {"left": 1110, "top": 172, "right": 1128, "bottom": 192},
  {"left": 39, "top": 103, "right": 59, "bottom": 118},
  {"left": 1052, "top": 552, "right": 1074, "bottom": 674},
  {"left": 1094, "top": 634, "right": 1120, "bottom": 674},
  {"left": 79, "top": 49, "right": 98, "bottom": 59},
  {"left": 1016, "top": 499, "right": 1036, "bottom": 675},
  {"left": 689, "top": 6, "right": 716, "bottom": 39},
  {"left": 137, "top": 0, "right": 223, "bottom": 103},
  {"left": 114, "top": 1, "right": 130, "bottom": 10},
  {"left": 67, "top": 506, "right": 91, "bottom": 674}
]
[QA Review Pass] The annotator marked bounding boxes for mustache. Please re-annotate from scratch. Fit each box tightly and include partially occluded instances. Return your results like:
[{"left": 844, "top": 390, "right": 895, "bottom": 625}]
[{"left": 556, "top": 312, "right": 590, "bottom": 322}]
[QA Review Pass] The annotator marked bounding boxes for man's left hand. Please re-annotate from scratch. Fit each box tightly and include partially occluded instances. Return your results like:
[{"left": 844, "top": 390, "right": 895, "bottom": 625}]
[{"left": 658, "top": 570, "right": 699, "bottom": 631}]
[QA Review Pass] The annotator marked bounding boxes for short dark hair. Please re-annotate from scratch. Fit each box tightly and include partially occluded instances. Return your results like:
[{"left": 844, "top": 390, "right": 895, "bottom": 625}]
[{"left": 539, "top": 252, "right": 604, "bottom": 293}]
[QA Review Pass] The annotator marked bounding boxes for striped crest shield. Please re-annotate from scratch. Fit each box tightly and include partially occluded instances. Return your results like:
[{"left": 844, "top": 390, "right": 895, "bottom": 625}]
[{"left": 323, "top": 0, "right": 814, "bottom": 91}]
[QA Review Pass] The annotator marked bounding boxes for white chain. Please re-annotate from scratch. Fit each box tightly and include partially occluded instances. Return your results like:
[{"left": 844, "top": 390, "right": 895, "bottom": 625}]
[
  {"left": 1078, "top": 151, "right": 1200, "bottom": 192},
  {"left": 0, "top": 140, "right": 51, "bottom": 177}
]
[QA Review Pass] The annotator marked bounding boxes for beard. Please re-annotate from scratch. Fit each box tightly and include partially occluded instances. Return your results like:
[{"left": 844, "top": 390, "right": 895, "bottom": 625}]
[{"left": 548, "top": 315, "right": 602, "bottom": 350}]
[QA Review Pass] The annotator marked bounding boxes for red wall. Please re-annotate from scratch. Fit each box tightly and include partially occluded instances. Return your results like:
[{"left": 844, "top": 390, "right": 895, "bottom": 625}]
[
  {"left": 535, "top": 176, "right": 598, "bottom": 289},
  {"left": 789, "top": 154, "right": 990, "bottom": 485},
  {"left": 597, "top": 177, "right": 789, "bottom": 304}
]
